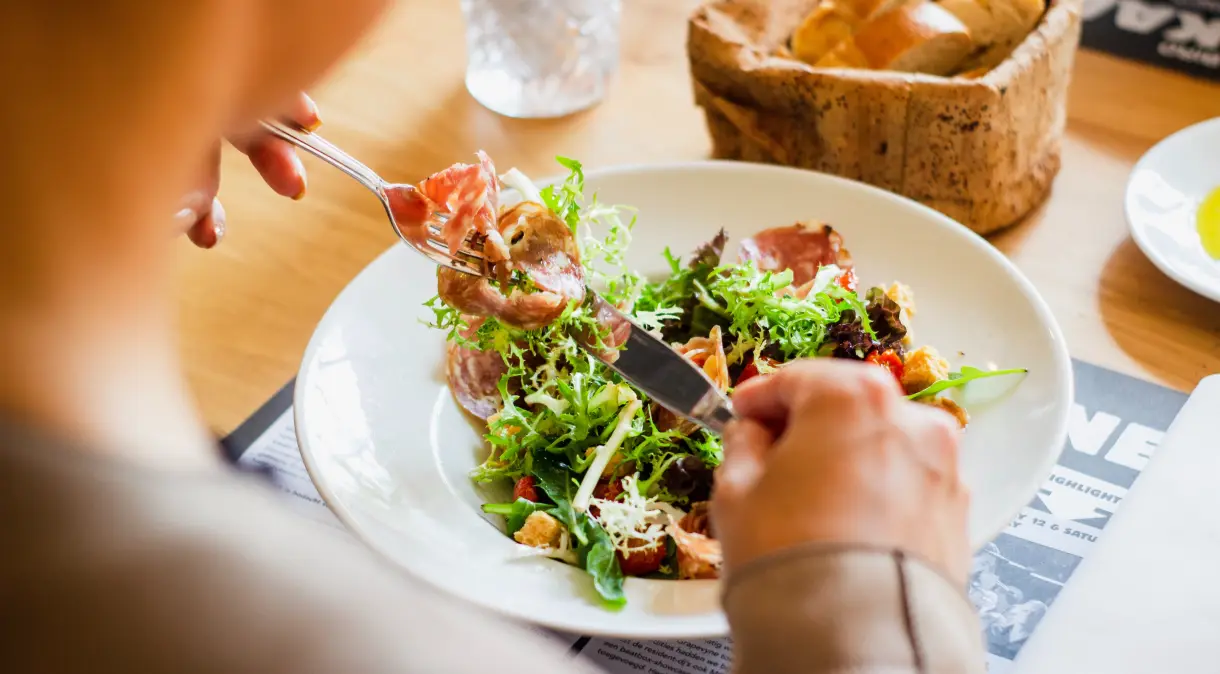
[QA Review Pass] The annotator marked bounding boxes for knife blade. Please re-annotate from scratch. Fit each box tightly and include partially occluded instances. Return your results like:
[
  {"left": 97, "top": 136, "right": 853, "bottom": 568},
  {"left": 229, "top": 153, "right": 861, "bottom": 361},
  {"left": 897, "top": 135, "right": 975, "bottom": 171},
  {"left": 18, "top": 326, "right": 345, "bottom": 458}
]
[{"left": 578, "top": 294, "right": 736, "bottom": 435}]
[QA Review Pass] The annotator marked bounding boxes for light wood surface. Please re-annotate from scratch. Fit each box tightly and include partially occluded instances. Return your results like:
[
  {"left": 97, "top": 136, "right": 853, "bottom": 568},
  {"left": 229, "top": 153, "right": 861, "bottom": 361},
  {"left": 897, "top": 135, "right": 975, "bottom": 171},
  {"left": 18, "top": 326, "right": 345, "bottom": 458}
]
[{"left": 174, "top": 0, "right": 1220, "bottom": 436}]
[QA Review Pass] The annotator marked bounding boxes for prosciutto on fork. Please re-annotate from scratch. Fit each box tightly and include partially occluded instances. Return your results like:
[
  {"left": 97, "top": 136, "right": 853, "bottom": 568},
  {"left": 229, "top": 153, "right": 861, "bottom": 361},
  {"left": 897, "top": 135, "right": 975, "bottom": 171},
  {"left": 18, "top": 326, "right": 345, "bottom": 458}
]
[
  {"left": 404, "top": 153, "right": 585, "bottom": 331},
  {"left": 388, "top": 151, "right": 510, "bottom": 263}
]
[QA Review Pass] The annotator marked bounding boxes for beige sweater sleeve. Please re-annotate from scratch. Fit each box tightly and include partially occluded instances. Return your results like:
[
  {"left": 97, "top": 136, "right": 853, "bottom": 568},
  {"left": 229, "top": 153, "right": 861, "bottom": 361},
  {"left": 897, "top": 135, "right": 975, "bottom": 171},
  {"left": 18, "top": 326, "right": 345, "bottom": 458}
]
[{"left": 724, "top": 546, "right": 986, "bottom": 673}]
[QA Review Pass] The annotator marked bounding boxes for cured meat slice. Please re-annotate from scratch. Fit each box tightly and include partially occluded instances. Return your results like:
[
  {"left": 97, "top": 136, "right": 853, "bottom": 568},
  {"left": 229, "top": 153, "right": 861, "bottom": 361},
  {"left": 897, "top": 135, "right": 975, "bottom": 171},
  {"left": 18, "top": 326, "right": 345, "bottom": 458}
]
[
  {"left": 669, "top": 503, "right": 722, "bottom": 580},
  {"left": 496, "top": 201, "right": 584, "bottom": 301},
  {"left": 575, "top": 294, "right": 634, "bottom": 362},
  {"left": 674, "top": 325, "right": 730, "bottom": 391},
  {"left": 437, "top": 202, "right": 586, "bottom": 331},
  {"left": 738, "top": 221, "right": 853, "bottom": 286},
  {"left": 653, "top": 326, "right": 731, "bottom": 435},
  {"left": 438, "top": 269, "right": 570, "bottom": 331},
  {"left": 445, "top": 318, "right": 507, "bottom": 419},
  {"left": 387, "top": 151, "right": 509, "bottom": 263}
]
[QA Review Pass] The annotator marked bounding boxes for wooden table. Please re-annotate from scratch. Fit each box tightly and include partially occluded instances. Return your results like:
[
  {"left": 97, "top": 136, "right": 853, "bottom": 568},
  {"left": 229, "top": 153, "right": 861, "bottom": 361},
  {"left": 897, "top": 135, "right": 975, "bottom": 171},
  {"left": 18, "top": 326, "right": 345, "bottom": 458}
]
[{"left": 175, "top": 0, "right": 1220, "bottom": 436}]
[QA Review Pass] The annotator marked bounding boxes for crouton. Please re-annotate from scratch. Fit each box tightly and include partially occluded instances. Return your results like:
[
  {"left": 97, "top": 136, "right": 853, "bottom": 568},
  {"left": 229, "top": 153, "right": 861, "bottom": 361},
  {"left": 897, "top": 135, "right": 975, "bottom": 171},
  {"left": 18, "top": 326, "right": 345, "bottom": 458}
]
[
  {"left": 886, "top": 282, "right": 916, "bottom": 343},
  {"left": 513, "top": 511, "right": 564, "bottom": 548},
  {"left": 902, "top": 345, "right": 951, "bottom": 395},
  {"left": 920, "top": 396, "right": 970, "bottom": 428},
  {"left": 885, "top": 282, "right": 916, "bottom": 317}
]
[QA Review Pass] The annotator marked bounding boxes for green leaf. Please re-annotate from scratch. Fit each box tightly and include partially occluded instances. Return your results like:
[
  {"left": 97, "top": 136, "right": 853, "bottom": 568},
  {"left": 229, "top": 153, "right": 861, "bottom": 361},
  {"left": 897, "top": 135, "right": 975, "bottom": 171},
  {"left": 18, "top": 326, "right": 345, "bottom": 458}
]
[
  {"left": 539, "top": 156, "right": 585, "bottom": 231},
  {"left": 907, "top": 367, "right": 1028, "bottom": 400},
  {"left": 532, "top": 454, "right": 625, "bottom": 607},
  {"left": 481, "top": 499, "right": 553, "bottom": 537},
  {"left": 578, "top": 517, "right": 627, "bottom": 608},
  {"left": 649, "top": 535, "right": 680, "bottom": 580},
  {"left": 531, "top": 454, "right": 586, "bottom": 545}
]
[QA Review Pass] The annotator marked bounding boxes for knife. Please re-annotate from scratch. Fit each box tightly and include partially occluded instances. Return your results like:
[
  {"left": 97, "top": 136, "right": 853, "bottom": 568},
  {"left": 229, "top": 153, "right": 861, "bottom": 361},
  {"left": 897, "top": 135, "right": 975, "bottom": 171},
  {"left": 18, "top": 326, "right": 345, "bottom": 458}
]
[{"left": 578, "top": 294, "right": 737, "bottom": 435}]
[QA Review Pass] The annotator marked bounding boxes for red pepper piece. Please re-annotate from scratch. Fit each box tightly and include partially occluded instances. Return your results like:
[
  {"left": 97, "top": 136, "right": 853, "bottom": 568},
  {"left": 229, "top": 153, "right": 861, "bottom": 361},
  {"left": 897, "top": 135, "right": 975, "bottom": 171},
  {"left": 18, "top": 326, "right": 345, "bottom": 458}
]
[
  {"left": 865, "top": 349, "right": 904, "bottom": 382},
  {"left": 513, "top": 475, "right": 540, "bottom": 502},
  {"left": 838, "top": 268, "right": 858, "bottom": 292}
]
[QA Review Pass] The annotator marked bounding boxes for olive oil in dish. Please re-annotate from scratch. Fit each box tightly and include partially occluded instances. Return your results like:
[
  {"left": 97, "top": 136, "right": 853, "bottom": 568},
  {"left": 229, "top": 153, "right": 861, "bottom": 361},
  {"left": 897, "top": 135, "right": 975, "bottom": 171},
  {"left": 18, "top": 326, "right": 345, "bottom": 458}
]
[{"left": 1198, "top": 186, "right": 1220, "bottom": 261}]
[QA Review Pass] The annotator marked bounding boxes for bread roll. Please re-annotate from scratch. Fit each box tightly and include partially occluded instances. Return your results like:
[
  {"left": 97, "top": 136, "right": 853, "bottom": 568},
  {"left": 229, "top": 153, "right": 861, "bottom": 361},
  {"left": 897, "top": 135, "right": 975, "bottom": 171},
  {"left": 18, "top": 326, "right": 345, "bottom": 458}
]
[
  {"left": 815, "top": 1, "right": 974, "bottom": 75},
  {"left": 937, "top": 0, "right": 1045, "bottom": 52},
  {"left": 791, "top": 0, "right": 911, "bottom": 64},
  {"left": 791, "top": 2, "right": 860, "bottom": 64}
]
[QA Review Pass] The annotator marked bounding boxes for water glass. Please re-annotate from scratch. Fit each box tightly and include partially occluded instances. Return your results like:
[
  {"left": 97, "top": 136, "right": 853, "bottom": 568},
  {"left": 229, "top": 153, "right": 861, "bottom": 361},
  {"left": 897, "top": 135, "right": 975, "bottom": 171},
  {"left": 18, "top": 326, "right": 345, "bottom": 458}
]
[{"left": 460, "top": 0, "right": 623, "bottom": 119}]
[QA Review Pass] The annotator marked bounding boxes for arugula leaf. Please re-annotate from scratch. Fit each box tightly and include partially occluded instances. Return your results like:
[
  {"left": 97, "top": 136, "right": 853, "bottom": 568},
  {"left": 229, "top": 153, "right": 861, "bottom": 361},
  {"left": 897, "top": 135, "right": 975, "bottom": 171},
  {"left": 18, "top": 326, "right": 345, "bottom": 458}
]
[
  {"left": 539, "top": 156, "right": 585, "bottom": 231},
  {"left": 481, "top": 498, "right": 553, "bottom": 537},
  {"left": 532, "top": 455, "right": 579, "bottom": 525},
  {"left": 908, "top": 367, "right": 1028, "bottom": 400},
  {"left": 649, "top": 536, "right": 680, "bottom": 580},
  {"left": 577, "top": 517, "right": 627, "bottom": 608},
  {"left": 531, "top": 454, "right": 626, "bottom": 607}
]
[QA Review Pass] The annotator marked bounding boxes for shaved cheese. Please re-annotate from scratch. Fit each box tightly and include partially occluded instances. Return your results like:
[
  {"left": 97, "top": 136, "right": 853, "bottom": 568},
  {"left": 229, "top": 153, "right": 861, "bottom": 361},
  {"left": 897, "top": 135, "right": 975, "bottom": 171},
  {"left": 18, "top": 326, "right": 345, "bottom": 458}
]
[{"left": 590, "top": 475, "right": 688, "bottom": 555}]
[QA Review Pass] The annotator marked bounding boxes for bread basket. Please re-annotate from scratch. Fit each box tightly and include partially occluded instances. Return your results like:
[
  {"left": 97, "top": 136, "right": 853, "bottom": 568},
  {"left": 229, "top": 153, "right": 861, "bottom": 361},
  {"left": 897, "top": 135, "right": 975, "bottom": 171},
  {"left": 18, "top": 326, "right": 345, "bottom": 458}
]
[{"left": 687, "top": 0, "right": 1084, "bottom": 234}]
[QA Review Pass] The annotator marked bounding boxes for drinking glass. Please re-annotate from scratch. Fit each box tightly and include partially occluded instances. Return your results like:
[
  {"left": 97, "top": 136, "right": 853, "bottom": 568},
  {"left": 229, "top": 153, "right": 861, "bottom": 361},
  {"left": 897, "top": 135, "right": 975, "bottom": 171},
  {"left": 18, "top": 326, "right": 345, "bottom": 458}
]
[{"left": 459, "top": 0, "right": 623, "bottom": 119}]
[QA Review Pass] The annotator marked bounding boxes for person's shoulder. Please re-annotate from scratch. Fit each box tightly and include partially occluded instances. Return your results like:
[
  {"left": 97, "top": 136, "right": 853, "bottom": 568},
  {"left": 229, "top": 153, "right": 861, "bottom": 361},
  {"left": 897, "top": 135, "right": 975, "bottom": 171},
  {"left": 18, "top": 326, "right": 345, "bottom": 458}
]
[{"left": 4, "top": 467, "right": 587, "bottom": 674}]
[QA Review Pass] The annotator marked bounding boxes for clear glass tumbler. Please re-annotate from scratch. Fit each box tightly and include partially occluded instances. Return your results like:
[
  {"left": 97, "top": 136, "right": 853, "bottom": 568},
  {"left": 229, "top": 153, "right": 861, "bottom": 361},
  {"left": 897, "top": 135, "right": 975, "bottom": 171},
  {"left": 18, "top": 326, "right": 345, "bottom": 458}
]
[{"left": 460, "top": 0, "right": 622, "bottom": 119}]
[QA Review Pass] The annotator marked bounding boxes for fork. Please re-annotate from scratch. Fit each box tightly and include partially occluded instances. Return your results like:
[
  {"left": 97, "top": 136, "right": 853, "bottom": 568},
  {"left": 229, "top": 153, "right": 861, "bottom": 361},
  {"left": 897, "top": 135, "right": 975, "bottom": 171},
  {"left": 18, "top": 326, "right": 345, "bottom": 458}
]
[
  {"left": 263, "top": 118, "right": 737, "bottom": 434},
  {"left": 258, "top": 119, "right": 486, "bottom": 276}
]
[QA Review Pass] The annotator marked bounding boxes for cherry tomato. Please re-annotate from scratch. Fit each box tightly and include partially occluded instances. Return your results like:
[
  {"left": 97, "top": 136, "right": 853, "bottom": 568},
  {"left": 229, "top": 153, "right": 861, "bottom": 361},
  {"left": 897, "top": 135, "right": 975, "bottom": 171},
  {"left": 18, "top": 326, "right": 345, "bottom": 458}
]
[
  {"left": 592, "top": 478, "right": 625, "bottom": 502},
  {"left": 865, "top": 349, "right": 904, "bottom": 382},
  {"left": 588, "top": 477, "right": 625, "bottom": 518},
  {"left": 736, "top": 356, "right": 778, "bottom": 385},
  {"left": 513, "top": 475, "right": 540, "bottom": 502},
  {"left": 617, "top": 538, "right": 667, "bottom": 576},
  {"left": 838, "top": 268, "right": 858, "bottom": 292}
]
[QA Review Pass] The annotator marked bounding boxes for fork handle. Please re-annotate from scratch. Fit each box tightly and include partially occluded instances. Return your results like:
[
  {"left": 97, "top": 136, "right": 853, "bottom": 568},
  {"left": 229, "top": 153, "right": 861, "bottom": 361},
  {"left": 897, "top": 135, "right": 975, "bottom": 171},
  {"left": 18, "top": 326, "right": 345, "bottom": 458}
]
[{"left": 259, "top": 120, "right": 387, "bottom": 196}]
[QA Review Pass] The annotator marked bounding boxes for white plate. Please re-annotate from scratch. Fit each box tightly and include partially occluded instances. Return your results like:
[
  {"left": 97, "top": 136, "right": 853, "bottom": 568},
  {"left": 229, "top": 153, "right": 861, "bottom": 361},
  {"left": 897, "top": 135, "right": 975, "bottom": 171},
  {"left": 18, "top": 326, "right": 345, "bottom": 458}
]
[
  {"left": 1126, "top": 117, "right": 1220, "bottom": 303},
  {"left": 295, "top": 161, "right": 1073, "bottom": 639}
]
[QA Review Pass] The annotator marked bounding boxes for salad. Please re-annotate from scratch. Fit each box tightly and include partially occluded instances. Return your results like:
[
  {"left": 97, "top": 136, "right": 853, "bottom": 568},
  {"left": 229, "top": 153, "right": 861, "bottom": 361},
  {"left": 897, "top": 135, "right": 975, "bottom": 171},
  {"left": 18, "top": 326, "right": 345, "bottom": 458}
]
[{"left": 409, "top": 154, "right": 1024, "bottom": 608}]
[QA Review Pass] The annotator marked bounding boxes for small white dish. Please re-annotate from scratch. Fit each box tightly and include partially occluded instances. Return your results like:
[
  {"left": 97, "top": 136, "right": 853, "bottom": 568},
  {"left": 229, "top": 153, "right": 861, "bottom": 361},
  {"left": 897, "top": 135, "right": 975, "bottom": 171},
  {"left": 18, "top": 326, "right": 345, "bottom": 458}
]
[
  {"left": 294, "top": 161, "right": 1073, "bottom": 639},
  {"left": 1126, "top": 117, "right": 1220, "bottom": 303}
]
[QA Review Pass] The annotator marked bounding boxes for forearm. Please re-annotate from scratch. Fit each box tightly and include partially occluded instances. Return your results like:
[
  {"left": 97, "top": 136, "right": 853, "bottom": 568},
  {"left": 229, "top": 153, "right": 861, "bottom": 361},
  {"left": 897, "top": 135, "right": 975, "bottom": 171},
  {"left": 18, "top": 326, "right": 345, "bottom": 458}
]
[{"left": 724, "top": 545, "right": 985, "bottom": 674}]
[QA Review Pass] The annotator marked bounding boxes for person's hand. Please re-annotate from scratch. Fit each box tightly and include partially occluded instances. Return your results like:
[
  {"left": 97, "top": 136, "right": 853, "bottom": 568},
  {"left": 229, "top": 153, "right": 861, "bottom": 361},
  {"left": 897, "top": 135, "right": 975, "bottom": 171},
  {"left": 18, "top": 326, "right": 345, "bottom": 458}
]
[
  {"left": 174, "top": 92, "right": 321, "bottom": 248},
  {"left": 713, "top": 359, "right": 970, "bottom": 584}
]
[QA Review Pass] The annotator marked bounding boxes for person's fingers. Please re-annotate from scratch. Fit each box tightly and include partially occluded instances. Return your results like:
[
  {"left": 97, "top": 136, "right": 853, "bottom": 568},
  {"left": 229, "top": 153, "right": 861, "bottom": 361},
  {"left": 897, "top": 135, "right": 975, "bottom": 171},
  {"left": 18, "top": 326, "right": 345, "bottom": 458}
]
[
  {"left": 714, "top": 418, "right": 774, "bottom": 504},
  {"left": 732, "top": 358, "right": 900, "bottom": 431},
  {"left": 229, "top": 92, "right": 318, "bottom": 200},
  {"left": 174, "top": 142, "right": 222, "bottom": 236},
  {"left": 186, "top": 198, "right": 226, "bottom": 249},
  {"left": 284, "top": 91, "right": 322, "bottom": 130},
  {"left": 904, "top": 401, "right": 964, "bottom": 483},
  {"left": 240, "top": 138, "right": 308, "bottom": 199}
]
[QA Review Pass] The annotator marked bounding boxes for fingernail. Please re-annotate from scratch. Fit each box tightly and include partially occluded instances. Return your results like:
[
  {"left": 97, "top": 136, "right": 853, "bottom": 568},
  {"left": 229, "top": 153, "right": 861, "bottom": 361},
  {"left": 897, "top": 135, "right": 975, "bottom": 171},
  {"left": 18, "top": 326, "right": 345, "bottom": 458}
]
[
  {"left": 303, "top": 95, "right": 322, "bottom": 131},
  {"left": 291, "top": 153, "right": 308, "bottom": 200},
  {"left": 174, "top": 207, "right": 198, "bottom": 230},
  {"left": 211, "top": 199, "right": 226, "bottom": 243}
]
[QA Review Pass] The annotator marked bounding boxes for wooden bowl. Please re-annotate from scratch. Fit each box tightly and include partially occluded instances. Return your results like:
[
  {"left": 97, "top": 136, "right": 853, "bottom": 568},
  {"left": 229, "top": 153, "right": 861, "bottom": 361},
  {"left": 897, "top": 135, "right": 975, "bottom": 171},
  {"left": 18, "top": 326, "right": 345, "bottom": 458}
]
[{"left": 687, "top": 0, "right": 1084, "bottom": 234}]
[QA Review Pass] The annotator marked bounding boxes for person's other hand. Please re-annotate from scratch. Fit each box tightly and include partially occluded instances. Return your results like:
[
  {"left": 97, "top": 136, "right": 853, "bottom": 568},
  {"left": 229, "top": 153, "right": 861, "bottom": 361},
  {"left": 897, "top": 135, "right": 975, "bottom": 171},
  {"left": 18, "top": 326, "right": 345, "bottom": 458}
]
[
  {"left": 175, "top": 92, "right": 321, "bottom": 248},
  {"left": 714, "top": 359, "right": 970, "bottom": 584}
]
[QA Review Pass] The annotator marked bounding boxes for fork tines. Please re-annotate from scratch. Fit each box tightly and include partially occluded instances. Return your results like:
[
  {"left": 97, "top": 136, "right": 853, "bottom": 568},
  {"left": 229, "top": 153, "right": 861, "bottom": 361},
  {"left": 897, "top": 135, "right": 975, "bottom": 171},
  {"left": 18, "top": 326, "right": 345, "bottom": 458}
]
[{"left": 420, "top": 222, "right": 486, "bottom": 276}]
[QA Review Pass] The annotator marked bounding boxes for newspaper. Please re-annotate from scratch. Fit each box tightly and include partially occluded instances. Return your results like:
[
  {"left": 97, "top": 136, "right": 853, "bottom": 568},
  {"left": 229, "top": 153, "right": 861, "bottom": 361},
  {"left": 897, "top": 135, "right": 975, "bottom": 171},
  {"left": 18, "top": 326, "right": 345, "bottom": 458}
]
[
  {"left": 225, "top": 359, "right": 1187, "bottom": 673},
  {"left": 1081, "top": 0, "right": 1220, "bottom": 82}
]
